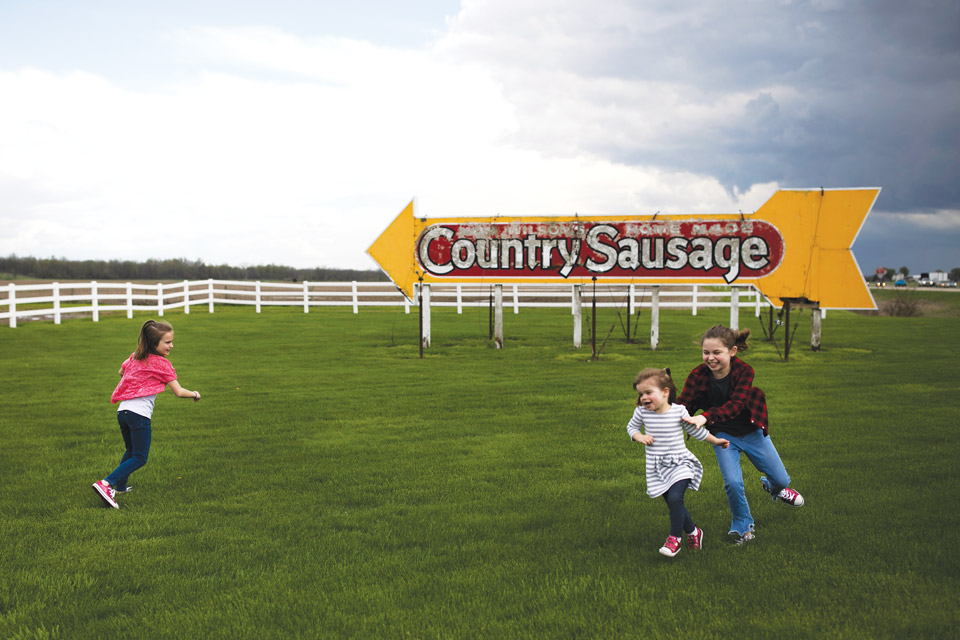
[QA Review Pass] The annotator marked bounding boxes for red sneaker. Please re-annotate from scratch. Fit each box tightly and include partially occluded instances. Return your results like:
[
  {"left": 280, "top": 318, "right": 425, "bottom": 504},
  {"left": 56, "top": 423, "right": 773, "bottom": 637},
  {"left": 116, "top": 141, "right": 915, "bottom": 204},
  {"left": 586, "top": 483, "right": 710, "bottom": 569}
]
[
  {"left": 777, "top": 486, "right": 804, "bottom": 507},
  {"left": 659, "top": 535, "right": 681, "bottom": 557},
  {"left": 685, "top": 526, "right": 703, "bottom": 550},
  {"left": 93, "top": 480, "right": 119, "bottom": 509},
  {"left": 761, "top": 476, "right": 805, "bottom": 507}
]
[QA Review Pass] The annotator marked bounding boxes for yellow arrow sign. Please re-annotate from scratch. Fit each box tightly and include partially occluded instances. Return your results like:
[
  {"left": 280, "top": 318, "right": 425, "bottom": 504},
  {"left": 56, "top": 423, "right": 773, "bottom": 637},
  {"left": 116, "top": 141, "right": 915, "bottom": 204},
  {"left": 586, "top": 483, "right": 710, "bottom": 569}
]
[{"left": 366, "top": 188, "right": 880, "bottom": 309}]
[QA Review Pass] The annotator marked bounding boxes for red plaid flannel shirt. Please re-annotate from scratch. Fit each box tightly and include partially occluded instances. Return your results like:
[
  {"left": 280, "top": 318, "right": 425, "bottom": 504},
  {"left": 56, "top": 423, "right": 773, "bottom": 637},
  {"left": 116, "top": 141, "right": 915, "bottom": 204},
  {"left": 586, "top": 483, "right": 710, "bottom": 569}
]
[{"left": 676, "top": 357, "right": 769, "bottom": 436}]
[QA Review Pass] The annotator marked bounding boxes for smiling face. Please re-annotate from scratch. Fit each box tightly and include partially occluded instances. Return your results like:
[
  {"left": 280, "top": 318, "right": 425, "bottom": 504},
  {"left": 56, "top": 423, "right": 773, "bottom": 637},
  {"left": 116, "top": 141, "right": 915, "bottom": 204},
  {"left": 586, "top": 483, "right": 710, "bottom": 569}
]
[
  {"left": 154, "top": 330, "right": 174, "bottom": 357},
  {"left": 701, "top": 337, "right": 737, "bottom": 378},
  {"left": 635, "top": 378, "right": 671, "bottom": 413}
]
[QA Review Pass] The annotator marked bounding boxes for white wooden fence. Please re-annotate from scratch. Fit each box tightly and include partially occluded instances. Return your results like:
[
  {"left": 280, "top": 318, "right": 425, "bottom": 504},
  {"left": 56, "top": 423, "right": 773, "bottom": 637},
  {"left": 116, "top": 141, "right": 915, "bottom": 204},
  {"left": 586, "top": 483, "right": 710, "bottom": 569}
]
[{"left": 1, "top": 279, "right": 772, "bottom": 328}]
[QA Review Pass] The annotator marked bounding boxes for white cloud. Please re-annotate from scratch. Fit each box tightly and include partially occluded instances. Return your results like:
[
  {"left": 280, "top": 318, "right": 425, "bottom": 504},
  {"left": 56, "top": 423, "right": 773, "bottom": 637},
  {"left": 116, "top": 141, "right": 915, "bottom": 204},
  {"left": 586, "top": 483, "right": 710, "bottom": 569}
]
[{"left": 0, "top": 23, "right": 779, "bottom": 269}]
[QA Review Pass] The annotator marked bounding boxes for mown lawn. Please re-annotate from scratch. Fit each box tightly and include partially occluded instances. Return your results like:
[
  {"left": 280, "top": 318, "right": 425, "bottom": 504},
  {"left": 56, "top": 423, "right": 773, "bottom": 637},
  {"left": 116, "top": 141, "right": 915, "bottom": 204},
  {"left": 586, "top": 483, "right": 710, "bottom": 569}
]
[{"left": 1, "top": 303, "right": 958, "bottom": 639}]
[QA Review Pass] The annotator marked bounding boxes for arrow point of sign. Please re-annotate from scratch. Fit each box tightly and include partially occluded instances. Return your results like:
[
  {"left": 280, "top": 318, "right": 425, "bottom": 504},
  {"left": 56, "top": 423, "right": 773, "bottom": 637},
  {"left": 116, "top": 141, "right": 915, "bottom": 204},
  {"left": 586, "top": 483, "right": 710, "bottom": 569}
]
[
  {"left": 366, "top": 199, "right": 420, "bottom": 300},
  {"left": 755, "top": 188, "right": 879, "bottom": 309}
]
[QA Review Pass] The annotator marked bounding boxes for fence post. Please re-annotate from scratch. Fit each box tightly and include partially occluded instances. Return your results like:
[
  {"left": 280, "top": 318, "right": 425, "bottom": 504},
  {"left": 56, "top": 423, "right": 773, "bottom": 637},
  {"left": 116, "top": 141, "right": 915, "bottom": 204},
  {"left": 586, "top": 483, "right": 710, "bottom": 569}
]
[
  {"left": 691, "top": 284, "right": 698, "bottom": 316},
  {"left": 208, "top": 279, "right": 214, "bottom": 313},
  {"left": 405, "top": 288, "right": 411, "bottom": 314},
  {"left": 303, "top": 281, "right": 310, "bottom": 313},
  {"left": 573, "top": 284, "right": 582, "bottom": 349},
  {"left": 126, "top": 282, "right": 133, "bottom": 319},
  {"left": 729, "top": 286, "right": 739, "bottom": 330},
  {"left": 627, "top": 284, "right": 634, "bottom": 342},
  {"left": 456, "top": 284, "right": 463, "bottom": 314},
  {"left": 53, "top": 282, "right": 61, "bottom": 325},
  {"left": 8, "top": 283, "right": 15, "bottom": 328},
  {"left": 256, "top": 281, "right": 262, "bottom": 313},
  {"left": 92, "top": 281, "right": 99, "bottom": 322},
  {"left": 158, "top": 282, "right": 164, "bottom": 317},
  {"left": 352, "top": 281, "right": 358, "bottom": 314},
  {"left": 754, "top": 287, "right": 761, "bottom": 317},
  {"left": 421, "top": 284, "right": 431, "bottom": 348},
  {"left": 513, "top": 284, "right": 519, "bottom": 314},
  {"left": 494, "top": 284, "right": 503, "bottom": 349},
  {"left": 811, "top": 305, "right": 822, "bottom": 351},
  {"left": 184, "top": 280, "right": 190, "bottom": 314},
  {"left": 650, "top": 285, "right": 660, "bottom": 350}
]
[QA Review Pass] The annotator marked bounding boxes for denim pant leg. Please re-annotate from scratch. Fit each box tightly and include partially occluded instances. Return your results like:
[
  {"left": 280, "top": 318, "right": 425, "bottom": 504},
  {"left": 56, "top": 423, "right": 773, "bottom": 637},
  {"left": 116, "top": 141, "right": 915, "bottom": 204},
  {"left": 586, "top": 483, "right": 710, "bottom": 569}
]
[
  {"left": 105, "top": 411, "right": 151, "bottom": 488},
  {"left": 713, "top": 434, "right": 754, "bottom": 535},
  {"left": 739, "top": 430, "right": 791, "bottom": 495}
]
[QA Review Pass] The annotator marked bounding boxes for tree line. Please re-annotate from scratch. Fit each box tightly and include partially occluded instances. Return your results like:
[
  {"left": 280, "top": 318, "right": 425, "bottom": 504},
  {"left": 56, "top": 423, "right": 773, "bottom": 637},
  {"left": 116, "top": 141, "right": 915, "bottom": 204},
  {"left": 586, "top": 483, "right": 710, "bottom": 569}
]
[{"left": 0, "top": 255, "right": 389, "bottom": 282}]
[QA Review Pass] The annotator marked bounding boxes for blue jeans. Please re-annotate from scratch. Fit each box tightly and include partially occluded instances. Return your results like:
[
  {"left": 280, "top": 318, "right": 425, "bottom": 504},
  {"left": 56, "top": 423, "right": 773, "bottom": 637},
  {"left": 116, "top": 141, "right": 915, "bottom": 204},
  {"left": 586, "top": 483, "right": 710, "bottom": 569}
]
[
  {"left": 105, "top": 410, "right": 152, "bottom": 490},
  {"left": 713, "top": 430, "right": 791, "bottom": 535}
]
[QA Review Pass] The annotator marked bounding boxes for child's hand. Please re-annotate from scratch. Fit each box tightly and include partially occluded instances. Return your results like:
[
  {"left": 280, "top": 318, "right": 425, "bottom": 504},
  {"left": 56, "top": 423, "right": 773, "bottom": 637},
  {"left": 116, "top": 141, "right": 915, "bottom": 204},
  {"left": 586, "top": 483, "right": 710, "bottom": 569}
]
[
  {"left": 634, "top": 434, "right": 655, "bottom": 445},
  {"left": 193, "top": 391, "right": 201, "bottom": 402},
  {"left": 716, "top": 438, "right": 730, "bottom": 449},
  {"left": 683, "top": 414, "right": 707, "bottom": 428}
]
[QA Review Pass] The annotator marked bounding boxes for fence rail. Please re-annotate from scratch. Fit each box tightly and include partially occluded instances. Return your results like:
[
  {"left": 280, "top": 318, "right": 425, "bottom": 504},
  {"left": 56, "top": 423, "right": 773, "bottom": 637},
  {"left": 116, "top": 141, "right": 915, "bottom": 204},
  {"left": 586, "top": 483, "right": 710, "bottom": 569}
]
[{"left": 1, "top": 279, "right": 770, "bottom": 328}]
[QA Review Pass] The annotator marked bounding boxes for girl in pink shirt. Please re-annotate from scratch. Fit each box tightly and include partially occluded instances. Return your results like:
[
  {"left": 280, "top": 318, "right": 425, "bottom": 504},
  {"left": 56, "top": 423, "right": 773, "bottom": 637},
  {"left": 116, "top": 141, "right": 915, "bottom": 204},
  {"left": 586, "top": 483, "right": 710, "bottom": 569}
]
[{"left": 93, "top": 320, "right": 200, "bottom": 509}]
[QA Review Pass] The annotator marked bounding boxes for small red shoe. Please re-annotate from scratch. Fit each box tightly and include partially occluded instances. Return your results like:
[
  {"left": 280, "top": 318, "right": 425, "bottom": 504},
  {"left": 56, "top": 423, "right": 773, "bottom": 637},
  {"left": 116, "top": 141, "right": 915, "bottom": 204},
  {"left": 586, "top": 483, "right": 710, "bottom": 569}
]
[
  {"left": 659, "top": 535, "right": 681, "bottom": 557},
  {"left": 93, "top": 480, "right": 119, "bottom": 509},
  {"left": 685, "top": 526, "right": 703, "bottom": 550},
  {"left": 761, "top": 476, "right": 805, "bottom": 507}
]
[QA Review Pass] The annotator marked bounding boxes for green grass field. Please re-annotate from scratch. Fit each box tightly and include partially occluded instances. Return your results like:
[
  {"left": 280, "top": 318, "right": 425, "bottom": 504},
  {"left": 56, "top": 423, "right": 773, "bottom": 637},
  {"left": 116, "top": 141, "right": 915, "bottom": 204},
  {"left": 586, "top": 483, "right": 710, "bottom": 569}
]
[{"left": 1, "top": 303, "right": 958, "bottom": 639}]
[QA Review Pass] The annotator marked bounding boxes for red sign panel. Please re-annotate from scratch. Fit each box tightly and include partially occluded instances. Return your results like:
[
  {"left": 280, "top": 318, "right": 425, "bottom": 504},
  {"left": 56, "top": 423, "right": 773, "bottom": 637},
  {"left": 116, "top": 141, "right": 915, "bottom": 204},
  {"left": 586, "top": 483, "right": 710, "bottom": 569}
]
[{"left": 417, "top": 219, "right": 784, "bottom": 284}]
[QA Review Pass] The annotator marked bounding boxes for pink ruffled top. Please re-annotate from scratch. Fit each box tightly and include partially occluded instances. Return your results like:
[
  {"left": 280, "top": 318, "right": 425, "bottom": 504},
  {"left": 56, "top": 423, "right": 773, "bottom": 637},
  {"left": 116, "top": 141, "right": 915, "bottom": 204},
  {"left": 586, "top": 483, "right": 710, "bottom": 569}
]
[{"left": 110, "top": 354, "right": 177, "bottom": 403}]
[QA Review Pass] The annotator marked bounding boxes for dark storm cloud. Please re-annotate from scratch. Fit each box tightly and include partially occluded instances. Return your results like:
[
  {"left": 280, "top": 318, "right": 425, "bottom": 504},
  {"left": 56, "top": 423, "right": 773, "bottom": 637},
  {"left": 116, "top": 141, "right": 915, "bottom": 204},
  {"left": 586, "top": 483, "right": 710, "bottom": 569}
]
[
  {"left": 607, "top": 1, "right": 960, "bottom": 211},
  {"left": 445, "top": 0, "right": 960, "bottom": 214}
]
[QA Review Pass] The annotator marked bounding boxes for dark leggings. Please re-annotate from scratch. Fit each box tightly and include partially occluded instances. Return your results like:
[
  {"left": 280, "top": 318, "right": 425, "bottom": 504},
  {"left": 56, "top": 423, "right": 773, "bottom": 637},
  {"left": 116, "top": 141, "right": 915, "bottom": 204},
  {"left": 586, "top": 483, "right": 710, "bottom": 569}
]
[{"left": 662, "top": 479, "right": 695, "bottom": 538}]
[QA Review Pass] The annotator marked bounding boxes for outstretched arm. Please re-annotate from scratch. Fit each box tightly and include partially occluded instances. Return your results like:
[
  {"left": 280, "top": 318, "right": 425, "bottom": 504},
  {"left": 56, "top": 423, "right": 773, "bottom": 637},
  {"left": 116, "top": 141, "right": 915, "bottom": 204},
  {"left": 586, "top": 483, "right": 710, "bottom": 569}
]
[
  {"left": 704, "top": 433, "right": 729, "bottom": 449},
  {"left": 167, "top": 379, "right": 201, "bottom": 401}
]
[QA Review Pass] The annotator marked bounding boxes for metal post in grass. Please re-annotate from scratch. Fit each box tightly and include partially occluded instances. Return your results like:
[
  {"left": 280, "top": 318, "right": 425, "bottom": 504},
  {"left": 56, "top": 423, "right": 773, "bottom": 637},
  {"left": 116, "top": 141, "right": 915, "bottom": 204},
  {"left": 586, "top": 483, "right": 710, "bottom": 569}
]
[
  {"left": 784, "top": 300, "right": 792, "bottom": 361},
  {"left": 626, "top": 284, "right": 634, "bottom": 343},
  {"left": 255, "top": 281, "right": 262, "bottom": 314},
  {"left": 573, "top": 284, "right": 582, "bottom": 349},
  {"left": 456, "top": 284, "right": 462, "bottom": 314},
  {"left": 303, "top": 281, "right": 310, "bottom": 313},
  {"left": 53, "top": 282, "right": 61, "bottom": 325},
  {"left": 513, "top": 284, "right": 519, "bottom": 314},
  {"left": 92, "top": 281, "right": 99, "bottom": 323},
  {"left": 692, "top": 284, "right": 698, "bottom": 316},
  {"left": 208, "top": 279, "right": 214, "bottom": 313},
  {"left": 494, "top": 284, "right": 503, "bottom": 349},
  {"left": 126, "top": 282, "right": 133, "bottom": 319},
  {"left": 352, "top": 281, "right": 358, "bottom": 314},
  {"left": 418, "top": 282, "right": 423, "bottom": 359},
  {"left": 158, "top": 282, "right": 164, "bottom": 317},
  {"left": 650, "top": 285, "right": 660, "bottom": 351},
  {"left": 184, "top": 280, "right": 190, "bottom": 315},
  {"left": 811, "top": 305, "right": 822, "bottom": 351}
]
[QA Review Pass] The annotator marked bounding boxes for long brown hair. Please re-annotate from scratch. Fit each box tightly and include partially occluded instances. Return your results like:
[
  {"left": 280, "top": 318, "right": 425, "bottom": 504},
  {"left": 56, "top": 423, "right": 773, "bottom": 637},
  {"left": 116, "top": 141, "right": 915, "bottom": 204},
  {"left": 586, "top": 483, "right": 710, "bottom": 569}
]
[
  {"left": 133, "top": 320, "right": 173, "bottom": 360},
  {"left": 701, "top": 324, "right": 750, "bottom": 352},
  {"left": 633, "top": 367, "right": 676, "bottom": 406}
]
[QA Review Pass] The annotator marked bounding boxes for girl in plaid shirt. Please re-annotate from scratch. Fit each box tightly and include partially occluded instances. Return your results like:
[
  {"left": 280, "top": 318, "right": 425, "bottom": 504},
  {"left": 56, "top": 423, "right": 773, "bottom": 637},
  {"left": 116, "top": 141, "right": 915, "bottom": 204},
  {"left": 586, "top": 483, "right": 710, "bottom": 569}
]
[{"left": 677, "top": 324, "right": 804, "bottom": 545}]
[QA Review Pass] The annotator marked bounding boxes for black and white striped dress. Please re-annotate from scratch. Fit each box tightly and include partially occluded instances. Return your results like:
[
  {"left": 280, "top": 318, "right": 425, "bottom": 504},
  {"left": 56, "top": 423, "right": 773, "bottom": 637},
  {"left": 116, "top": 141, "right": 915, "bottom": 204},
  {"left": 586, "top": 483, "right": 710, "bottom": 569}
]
[{"left": 626, "top": 403, "right": 709, "bottom": 498}]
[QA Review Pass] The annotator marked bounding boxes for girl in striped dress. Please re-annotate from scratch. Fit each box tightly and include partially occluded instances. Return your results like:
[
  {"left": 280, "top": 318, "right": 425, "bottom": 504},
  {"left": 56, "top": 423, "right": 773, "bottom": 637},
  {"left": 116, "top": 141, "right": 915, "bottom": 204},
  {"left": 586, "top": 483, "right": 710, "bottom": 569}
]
[{"left": 627, "top": 368, "right": 730, "bottom": 557}]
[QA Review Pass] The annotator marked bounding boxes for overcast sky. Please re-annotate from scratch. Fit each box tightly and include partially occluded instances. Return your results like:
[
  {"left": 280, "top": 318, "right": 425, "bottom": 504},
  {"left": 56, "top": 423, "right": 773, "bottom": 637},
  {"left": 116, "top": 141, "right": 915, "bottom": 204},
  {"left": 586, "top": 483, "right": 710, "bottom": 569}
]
[{"left": 1, "top": 0, "right": 958, "bottom": 274}]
